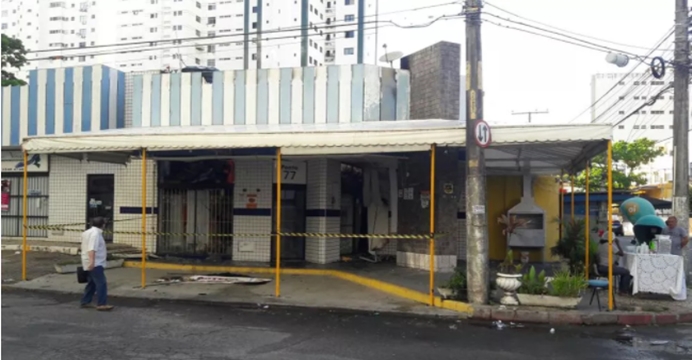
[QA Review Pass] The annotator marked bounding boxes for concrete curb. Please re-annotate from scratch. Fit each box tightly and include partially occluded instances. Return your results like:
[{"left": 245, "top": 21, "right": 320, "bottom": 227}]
[
  {"left": 471, "top": 305, "right": 692, "bottom": 326},
  {"left": 1, "top": 286, "right": 465, "bottom": 320},
  {"left": 1, "top": 244, "right": 79, "bottom": 255}
]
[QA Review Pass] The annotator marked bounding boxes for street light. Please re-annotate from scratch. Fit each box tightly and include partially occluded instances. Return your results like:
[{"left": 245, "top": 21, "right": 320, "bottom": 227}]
[{"left": 605, "top": 53, "right": 630, "bottom": 68}]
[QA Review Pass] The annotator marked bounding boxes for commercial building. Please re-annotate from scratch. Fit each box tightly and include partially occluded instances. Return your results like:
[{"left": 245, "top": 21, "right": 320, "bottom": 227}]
[
  {"left": 1, "top": 0, "right": 377, "bottom": 74},
  {"left": 2, "top": 42, "right": 611, "bottom": 270}
]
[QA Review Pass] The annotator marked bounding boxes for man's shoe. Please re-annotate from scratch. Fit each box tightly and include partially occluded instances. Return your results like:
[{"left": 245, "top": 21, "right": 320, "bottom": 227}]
[{"left": 96, "top": 305, "right": 114, "bottom": 311}]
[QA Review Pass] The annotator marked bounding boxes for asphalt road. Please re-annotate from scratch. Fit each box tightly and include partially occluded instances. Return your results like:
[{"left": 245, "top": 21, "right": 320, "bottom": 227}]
[{"left": 2, "top": 290, "right": 691, "bottom": 360}]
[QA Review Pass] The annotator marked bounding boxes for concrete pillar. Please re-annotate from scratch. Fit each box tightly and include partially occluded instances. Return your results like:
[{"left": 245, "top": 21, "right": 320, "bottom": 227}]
[
  {"left": 232, "top": 160, "right": 273, "bottom": 262},
  {"left": 396, "top": 150, "right": 461, "bottom": 272},
  {"left": 305, "top": 159, "right": 341, "bottom": 264}
]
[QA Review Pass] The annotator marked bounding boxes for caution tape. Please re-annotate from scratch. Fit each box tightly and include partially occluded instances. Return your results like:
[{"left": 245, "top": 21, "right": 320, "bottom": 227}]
[
  {"left": 26, "top": 216, "right": 157, "bottom": 229},
  {"left": 25, "top": 225, "right": 442, "bottom": 239}
]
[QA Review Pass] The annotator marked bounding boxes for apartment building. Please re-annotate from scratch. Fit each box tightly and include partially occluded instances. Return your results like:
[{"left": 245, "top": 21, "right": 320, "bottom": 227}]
[
  {"left": 590, "top": 72, "right": 692, "bottom": 185},
  {"left": 0, "top": 0, "right": 377, "bottom": 74}
]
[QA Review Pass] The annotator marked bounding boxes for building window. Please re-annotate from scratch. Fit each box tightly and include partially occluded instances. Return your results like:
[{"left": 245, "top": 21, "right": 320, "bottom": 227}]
[
  {"left": 617, "top": 125, "right": 625, "bottom": 129},
  {"left": 196, "top": 16, "right": 201, "bottom": 23},
  {"left": 650, "top": 125, "right": 665, "bottom": 129},
  {"left": 344, "top": 47, "right": 354, "bottom": 55},
  {"left": 150, "top": 13, "right": 158, "bottom": 19},
  {"left": 209, "top": 4, "right": 216, "bottom": 10},
  {"left": 344, "top": 14, "right": 355, "bottom": 22},
  {"left": 207, "top": 59, "right": 216, "bottom": 67},
  {"left": 252, "top": 53, "right": 257, "bottom": 60},
  {"left": 252, "top": 6, "right": 258, "bottom": 12},
  {"left": 345, "top": 30, "right": 354, "bottom": 38},
  {"left": 651, "top": 110, "right": 665, "bottom": 114},
  {"left": 174, "top": 11, "right": 182, "bottom": 16},
  {"left": 150, "top": 27, "right": 158, "bottom": 33},
  {"left": 173, "top": 25, "right": 182, "bottom": 30},
  {"left": 618, "top": 111, "right": 625, "bottom": 114},
  {"left": 208, "top": 17, "right": 216, "bottom": 25},
  {"left": 344, "top": 0, "right": 354, "bottom": 4},
  {"left": 252, "top": 22, "right": 257, "bottom": 29},
  {"left": 78, "top": 56, "right": 86, "bottom": 62}
]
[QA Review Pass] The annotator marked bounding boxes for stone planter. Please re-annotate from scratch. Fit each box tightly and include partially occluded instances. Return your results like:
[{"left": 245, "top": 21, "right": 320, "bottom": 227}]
[
  {"left": 517, "top": 293, "right": 582, "bottom": 309},
  {"left": 495, "top": 273, "right": 522, "bottom": 305},
  {"left": 54, "top": 259, "right": 124, "bottom": 274}
]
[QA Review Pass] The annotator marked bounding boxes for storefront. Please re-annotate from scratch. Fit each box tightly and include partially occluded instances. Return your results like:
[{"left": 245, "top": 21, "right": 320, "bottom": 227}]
[{"left": 1, "top": 148, "right": 49, "bottom": 239}]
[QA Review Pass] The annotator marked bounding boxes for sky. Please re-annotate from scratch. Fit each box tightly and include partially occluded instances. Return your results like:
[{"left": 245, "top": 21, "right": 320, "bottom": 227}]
[{"left": 372, "top": 0, "right": 676, "bottom": 125}]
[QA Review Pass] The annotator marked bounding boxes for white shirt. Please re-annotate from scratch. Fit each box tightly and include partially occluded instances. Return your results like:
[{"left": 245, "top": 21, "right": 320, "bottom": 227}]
[{"left": 81, "top": 226, "right": 107, "bottom": 269}]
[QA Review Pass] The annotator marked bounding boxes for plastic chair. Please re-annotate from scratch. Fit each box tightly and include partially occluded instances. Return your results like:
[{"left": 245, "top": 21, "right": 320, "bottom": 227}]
[{"left": 588, "top": 264, "right": 617, "bottom": 311}]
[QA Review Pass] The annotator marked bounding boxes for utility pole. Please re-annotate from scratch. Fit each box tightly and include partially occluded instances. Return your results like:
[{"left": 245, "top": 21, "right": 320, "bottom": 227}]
[
  {"left": 511, "top": 109, "right": 549, "bottom": 123},
  {"left": 673, "top": 0, "right": 690, "bottom": 283},
  {"left": 465, "top": 0, "right": 489, "bottom": 304}
]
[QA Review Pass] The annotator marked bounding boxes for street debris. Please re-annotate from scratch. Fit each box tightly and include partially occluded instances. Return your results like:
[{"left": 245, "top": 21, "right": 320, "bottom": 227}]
[
  {"left": 650, "top": 340, "right": 670, "bottom": 346},
  {"left": 449, "top": 324, "right": 457, "bottom": 330},
  {"left": 550, "top": 328, "right": 555, "bottom": 334},
  {"left": 154, "top": 273, "right": 271, "bottom": 286},
  {"left": 492, "top": 320, "right": 507, "bottom": 330}
]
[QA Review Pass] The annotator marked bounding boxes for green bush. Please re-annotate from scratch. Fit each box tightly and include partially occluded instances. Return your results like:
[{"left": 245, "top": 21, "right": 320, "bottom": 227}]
[
  {"left": 551, "top": 218, "right": 599, "bottom": 274},
  {"left": 444, "top": 267, "right": 467, "bottom": 292},
  {"left": 549, "top": 267, "right": 587, "bottom": 298},
  {"left": 518, "top": 266, "right": 547, "bottom": 295}
]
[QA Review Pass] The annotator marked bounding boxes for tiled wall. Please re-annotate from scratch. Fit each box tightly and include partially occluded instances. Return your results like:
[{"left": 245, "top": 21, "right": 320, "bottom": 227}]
[
  {"left": 1, "top": 65, "right": 126, "bottom": 147},
  {"left": 232, "top": 160, "right": 273, "bottom": 262},
  {"left": 305, "top": 159, "right": 342, "bottom": 264},
  {"left": 47, "top": 156, "right": 157, "bottom": 250},
  {"left": 457, "top": 161, "right": 467, "bottom": 262}
]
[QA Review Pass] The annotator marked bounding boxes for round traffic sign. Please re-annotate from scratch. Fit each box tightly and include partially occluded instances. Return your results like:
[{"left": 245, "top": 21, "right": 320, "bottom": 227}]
[{"left": 474, "top": 120, "right": 492, "bottom": 148}]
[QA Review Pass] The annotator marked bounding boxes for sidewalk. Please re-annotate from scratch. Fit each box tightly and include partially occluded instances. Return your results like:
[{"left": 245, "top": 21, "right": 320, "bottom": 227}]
[{"left": 7, "top": 267, "right": 462, "bottom": 318}]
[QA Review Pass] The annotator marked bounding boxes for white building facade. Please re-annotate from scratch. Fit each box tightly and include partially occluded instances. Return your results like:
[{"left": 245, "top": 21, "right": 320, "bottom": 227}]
[
  {"left": 590, "top": 72, "right": 692, "bottom": 185},
  {"left": 1, "top": 0, "right": 377, "bottom": 75}
]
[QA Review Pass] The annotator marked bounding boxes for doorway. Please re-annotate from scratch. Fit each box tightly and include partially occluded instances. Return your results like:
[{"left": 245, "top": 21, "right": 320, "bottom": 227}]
[
  {"left": 86, "top": 174, "right": 115, "bottom": 242},
  {"left": 272, "top": 185, "right": 306, "bottom": 262}
]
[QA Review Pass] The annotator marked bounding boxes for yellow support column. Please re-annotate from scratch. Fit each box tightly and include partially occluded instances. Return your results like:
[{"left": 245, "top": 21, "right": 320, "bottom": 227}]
[
  {"left": 570, "top": 175, "right": 575, "bottom": 221},
  {"left": 607, "top": 141, "right": 614, "bottom": 311},
  {"left": 429, "top": 144, "right": 436, "bottom": 306},
  {"left": 585, "top": 162, "right": 590, "bottom": 280},
  {"left": 141, "top": 148, "right": 147, "bottom": 288},
  {"left": 275, "top": 148, "right": 282, "bottom": 297},
  {"left": 21, "top": 151, "right": 28, "bottom": 281}
]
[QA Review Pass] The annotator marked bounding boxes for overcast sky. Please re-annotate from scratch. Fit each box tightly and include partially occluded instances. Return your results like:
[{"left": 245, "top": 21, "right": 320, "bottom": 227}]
[{"left": 373, "top": 0, "right": 675, "bottom": 125}]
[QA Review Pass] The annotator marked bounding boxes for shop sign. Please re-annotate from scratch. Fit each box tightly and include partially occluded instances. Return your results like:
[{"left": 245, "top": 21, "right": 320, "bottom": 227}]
[
  {"left": 1, "top": 154, "right": 49, "bottom": 173},
  {"left": 273, "top": 160, "right": 307, "bottom": 185}
]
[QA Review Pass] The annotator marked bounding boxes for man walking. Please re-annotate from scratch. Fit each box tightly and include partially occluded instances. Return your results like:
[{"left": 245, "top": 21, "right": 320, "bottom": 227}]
[
  {"left": 662, "top": 216, "right": 689, "bottom": 256},
  {"left": 80, "top": 217, "right": 113, "bottom": 311}
]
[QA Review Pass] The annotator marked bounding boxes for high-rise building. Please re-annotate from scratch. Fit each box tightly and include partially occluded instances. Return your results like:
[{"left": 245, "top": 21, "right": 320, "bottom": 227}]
[
  {"left": 1, "top": 0, "right": 377, "bottom": 74},
  {"left": 589, "top": 72, "right": 692, "bottom": 185}
]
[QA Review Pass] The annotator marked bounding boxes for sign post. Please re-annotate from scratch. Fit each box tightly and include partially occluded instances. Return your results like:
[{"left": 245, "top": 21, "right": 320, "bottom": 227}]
[{"left": 474, "top": 120, "right": 492, "bottom": 148}]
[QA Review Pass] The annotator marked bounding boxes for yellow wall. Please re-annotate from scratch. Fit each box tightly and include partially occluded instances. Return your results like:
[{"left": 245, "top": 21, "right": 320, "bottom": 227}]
[{"left": 487, "top": 175, "right": 561, "bottom": 262}]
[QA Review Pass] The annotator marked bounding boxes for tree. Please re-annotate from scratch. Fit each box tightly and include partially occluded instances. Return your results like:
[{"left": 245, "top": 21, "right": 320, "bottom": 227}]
[
  {"left": 571, "top": 138, "right": 666, "bottom": 190},
  {"left": 2, "top": 34, "right": 28, "bottom": 87}
]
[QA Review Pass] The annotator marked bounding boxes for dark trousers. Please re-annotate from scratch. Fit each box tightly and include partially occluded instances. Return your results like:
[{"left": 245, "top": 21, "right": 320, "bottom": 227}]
[
  {"left": 597, "top": 265, "right": 632, "bottom": 294},
  {"left": 80, "top": 266, "right": 108, "bottom": 306}
]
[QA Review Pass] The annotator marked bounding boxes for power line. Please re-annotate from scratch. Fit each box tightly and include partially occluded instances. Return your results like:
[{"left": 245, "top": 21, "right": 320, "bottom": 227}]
[
  {"left": 30, "top": 14, "right": 467, "bottom": 62},
  {"left": 27, "top": 2, "right": 461, "bottom": 55},
  {"left": 566, "top": 27, "right": 674, "bottom": 123},
  {"left": 483, "top": 12, "right": 659, "bottom": 61},
  {"left": 484, "top": 1, "right": 673, "bottom": 52}
]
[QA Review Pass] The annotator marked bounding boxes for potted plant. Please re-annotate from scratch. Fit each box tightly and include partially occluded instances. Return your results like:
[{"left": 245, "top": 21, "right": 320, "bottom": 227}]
[
  {"left": 517, "top": 266, "right": 587, "bottom": 309},
  {"left": 496, "top": 249, "right": 523, "bottom": 305},
  {"left": 551, "top": 218, "right": 599, "bottom": 274},
  {"left": 437, "top": 267, "right": 466, "bottom": 300}
]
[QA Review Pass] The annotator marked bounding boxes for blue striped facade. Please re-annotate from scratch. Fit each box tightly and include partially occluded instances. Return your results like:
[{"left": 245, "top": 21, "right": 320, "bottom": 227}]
[
  {"left": 1, "top": 65, "right": 126, "bottom": 147},
  {"left": 130, "top": 64, "right": 411, "bottom": 127}
]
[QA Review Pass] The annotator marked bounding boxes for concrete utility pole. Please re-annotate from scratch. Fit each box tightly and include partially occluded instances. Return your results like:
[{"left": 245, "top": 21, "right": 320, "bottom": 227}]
[
  {"left": 511, "top": 109, "right": 549, "bottom": 123},
  {"left": 465, "top": 0, "right": 489, "bottom": 304},
  {"left": 673, "top": 0, "right": 690, "bottom": 283}
]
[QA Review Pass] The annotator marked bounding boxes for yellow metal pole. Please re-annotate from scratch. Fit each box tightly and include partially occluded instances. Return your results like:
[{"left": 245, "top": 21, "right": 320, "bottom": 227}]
[
  {"left": 585, "top": 162, "right": 590, "bottom": 280},
  {"left": 21, "top": 151, "right": 28, "bottom": 281},
  {"left": 607, "top": 140, "right": 614, "bottom": 310},
  {"left": 570, "top": 175, "right": 575, "bottom": 221},
  {"left": 429, "top": 144, "right": 436, "bottom": 306},
  {"left": 141, "top": 148, "right": 147, "bottom": 288},
  {"left": 275, "top": 148, "right": 282, "bottom": 297}
]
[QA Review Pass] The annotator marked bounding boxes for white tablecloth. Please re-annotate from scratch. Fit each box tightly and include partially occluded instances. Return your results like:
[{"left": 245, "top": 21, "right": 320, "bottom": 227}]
[{"left": 622, "top": 253, "right": 687, "bottom": 301}]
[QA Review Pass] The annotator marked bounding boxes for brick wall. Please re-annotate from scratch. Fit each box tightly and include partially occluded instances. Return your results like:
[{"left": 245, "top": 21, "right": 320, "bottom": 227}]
[
  {"left": 47, "top": 156, "right": 157, "bottom": 250},
  {"left": 232, "top": 160, "right": 273, "bottom": 262},
  {"left": 401, "top": 41, "right": 461, "bottom": 121},
  {"left": 305, "top": 159, "right": 341, "bottom": 264}
]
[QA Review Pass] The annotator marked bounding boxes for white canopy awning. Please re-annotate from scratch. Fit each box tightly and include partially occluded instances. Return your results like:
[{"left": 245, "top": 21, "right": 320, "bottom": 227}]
[{"left": 21, "top": 120, "right": 612, "bottom": 174}]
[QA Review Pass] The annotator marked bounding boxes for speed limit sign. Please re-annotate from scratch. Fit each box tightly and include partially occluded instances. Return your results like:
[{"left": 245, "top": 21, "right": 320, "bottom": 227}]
[{"left": 474, "top": 120, "right": 492, "bottom": 148}]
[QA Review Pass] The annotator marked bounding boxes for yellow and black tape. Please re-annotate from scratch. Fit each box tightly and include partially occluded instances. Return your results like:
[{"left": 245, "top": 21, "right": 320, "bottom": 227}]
[{"left": 26, "top": 225, "right": 443, "bottom": 240}]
